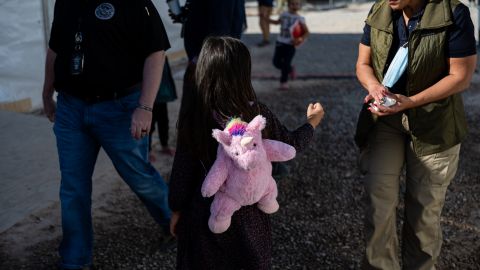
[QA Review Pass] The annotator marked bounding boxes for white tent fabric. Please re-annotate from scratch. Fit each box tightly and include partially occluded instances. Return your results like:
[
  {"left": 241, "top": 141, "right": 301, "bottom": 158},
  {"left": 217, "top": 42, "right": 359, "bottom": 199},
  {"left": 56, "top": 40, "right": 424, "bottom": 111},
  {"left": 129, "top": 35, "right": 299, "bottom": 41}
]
[
  {"left": 0, "top": 0, "right": 183, "bottom": 111},
  {"left": 0, "top": 0, "right": 53, "bottom": 110}
]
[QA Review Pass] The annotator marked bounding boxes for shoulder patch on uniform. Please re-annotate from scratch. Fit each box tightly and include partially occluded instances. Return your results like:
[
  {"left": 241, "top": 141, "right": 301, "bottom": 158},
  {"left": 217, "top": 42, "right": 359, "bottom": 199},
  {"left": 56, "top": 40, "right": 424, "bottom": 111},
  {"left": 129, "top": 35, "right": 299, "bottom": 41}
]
[{"left": 95, "top": 3, "right": 115, "bottom": 20}]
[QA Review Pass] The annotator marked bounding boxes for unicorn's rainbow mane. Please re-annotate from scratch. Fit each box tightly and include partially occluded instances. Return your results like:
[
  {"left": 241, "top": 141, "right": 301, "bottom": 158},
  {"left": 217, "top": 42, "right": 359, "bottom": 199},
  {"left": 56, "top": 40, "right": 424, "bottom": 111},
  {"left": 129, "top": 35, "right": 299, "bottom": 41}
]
[{"left": 226, "top": 117, "right": 247, "bottom": 136}]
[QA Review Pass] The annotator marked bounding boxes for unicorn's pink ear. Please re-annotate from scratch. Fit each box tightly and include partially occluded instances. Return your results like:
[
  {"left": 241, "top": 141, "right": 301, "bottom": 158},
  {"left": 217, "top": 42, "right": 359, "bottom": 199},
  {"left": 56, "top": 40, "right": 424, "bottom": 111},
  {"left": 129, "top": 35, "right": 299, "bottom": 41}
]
[
  {"left": 212, "top": 129, "right": 231, "bottom": 146},
  {"left": 246, "top": 115, "right": 266, "bottom": 132}
]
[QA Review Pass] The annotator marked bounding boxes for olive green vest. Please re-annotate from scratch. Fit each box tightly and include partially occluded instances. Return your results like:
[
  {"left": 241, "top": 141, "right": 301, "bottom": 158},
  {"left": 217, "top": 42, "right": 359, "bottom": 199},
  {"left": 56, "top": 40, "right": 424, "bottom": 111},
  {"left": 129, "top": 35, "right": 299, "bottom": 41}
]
[{"left": 356, "top": 0, "right": 468, "bottom": 156}]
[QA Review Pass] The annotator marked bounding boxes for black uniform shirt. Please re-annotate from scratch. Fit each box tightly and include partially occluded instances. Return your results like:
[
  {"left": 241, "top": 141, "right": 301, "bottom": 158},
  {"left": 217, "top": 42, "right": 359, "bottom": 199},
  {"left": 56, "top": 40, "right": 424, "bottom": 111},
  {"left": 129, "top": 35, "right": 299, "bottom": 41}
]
[
  {"left": 183, "top": 0, "right": 245, "bottom": 60},
  {"left": 49, "top": 0, "right": 170, "bottom": 97}
]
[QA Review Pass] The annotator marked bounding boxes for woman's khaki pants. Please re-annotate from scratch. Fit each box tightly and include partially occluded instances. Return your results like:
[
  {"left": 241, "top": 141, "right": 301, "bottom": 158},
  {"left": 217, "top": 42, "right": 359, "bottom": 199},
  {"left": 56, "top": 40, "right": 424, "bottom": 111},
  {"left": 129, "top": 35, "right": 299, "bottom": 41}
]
[{"left": 360, "top": 113, "right": 460, "bottom": 270}]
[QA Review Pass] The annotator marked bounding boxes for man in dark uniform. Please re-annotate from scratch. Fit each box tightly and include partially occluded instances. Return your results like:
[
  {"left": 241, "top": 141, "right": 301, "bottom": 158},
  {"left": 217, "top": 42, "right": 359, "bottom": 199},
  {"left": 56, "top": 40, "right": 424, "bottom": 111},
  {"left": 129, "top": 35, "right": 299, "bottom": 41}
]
[
  {"left": 168, "top": 0, "right": 246, "bottom": 61},
  {"left": 42, "top": 0, "right": 172, "bottom": 269}
]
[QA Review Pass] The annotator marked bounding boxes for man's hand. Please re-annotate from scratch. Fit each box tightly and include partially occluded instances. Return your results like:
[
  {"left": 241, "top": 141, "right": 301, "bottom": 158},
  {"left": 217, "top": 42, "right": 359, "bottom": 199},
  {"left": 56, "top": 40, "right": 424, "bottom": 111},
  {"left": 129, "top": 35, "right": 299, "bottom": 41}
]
[
  {"left": 135, "top": 50, "right": 165, "bottom": 139},
  {"left": 130, "top": 108, "right": 152, "bottom": 139},
  {"left": 42, "top": 93, "right": 56, "bottom": 122},
  {"left": 42, "top": 49, "right": 57, "bottom": 122}
]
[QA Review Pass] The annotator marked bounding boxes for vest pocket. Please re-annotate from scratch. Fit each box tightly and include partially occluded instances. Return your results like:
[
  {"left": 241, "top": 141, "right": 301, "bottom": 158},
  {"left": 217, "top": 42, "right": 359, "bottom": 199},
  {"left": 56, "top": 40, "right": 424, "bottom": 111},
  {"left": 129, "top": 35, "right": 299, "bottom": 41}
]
[{"left": 411, "top": 98, "right": 456, "bottom": 145}]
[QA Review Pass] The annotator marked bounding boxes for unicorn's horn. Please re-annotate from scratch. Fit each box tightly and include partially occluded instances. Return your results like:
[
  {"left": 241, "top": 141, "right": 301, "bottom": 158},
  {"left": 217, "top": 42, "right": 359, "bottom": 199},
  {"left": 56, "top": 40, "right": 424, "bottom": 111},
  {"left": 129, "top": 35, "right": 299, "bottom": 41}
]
[{"left": 240, "top": 136, "right": 253, "bottom": 147}]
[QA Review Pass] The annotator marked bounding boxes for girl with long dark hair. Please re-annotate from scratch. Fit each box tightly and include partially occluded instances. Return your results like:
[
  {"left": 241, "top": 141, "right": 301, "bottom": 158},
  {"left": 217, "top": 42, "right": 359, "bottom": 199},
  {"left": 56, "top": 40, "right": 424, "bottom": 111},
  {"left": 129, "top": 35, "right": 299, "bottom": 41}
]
[{"left": 169, "top": 36, "right": 324, "bottom": 269}]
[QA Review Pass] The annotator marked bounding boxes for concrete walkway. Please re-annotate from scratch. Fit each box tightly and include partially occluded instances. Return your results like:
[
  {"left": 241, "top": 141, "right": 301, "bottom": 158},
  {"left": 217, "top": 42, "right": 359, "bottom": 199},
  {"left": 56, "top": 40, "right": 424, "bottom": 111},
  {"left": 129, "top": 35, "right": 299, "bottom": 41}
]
[{"left": 0, "top": 0, "right": 184, "bottom": 234}]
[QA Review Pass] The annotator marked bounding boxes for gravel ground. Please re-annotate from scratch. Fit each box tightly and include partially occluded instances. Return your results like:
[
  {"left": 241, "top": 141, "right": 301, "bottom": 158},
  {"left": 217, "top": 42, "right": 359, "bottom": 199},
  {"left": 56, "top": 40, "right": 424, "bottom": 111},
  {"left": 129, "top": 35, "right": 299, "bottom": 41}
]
[{"left": 1, "top": 79, "right": 479, "bottom": 270}]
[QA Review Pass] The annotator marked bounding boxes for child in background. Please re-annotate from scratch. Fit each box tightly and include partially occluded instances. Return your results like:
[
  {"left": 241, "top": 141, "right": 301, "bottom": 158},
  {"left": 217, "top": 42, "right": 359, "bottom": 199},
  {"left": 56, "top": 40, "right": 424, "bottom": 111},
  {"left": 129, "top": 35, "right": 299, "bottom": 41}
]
[
  {"left": 269, "top": 0, "right": 309, "bottom": 90},
  {"left": 168, "top": 36, "right": 324, "bottom": 269},
  {"left": 148, "top": 57, "right": 177, "bottom": 162}
]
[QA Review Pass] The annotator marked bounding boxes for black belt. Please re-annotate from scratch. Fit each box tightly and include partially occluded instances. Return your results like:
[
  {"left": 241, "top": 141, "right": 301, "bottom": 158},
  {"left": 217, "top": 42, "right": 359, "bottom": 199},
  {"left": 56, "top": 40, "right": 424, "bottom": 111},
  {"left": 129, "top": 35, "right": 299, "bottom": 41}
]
[{"left": 60, "top": 83, "right": 141, "bottom": 104}]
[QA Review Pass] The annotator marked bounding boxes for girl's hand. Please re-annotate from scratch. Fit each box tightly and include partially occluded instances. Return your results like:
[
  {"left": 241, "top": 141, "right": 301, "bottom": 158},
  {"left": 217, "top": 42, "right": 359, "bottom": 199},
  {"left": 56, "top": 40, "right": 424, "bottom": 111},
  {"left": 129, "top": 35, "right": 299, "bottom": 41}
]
[
  {"left": 363, "top": 83, "right": 387, "bottom": 104},
  {"left": 170, "top": 211, "right": 181, "bottom": 237},
  {"left": 307, "top": 102, "right": 324, "bottom": 129}
]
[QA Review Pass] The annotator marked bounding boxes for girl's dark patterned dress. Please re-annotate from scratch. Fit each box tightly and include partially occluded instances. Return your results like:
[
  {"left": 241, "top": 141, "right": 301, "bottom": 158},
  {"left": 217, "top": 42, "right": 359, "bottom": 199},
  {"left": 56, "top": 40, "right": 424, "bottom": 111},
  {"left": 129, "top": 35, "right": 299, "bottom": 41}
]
[{"left": 169, "top": 103, "right": 314, "bottom": 270}]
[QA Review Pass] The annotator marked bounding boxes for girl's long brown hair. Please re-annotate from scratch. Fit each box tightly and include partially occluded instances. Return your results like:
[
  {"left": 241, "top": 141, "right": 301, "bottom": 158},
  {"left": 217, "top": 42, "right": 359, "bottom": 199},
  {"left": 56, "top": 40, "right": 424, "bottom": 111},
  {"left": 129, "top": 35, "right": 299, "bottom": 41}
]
[{"left": 177, "top": 37, "right": 260, "bottom": 164}]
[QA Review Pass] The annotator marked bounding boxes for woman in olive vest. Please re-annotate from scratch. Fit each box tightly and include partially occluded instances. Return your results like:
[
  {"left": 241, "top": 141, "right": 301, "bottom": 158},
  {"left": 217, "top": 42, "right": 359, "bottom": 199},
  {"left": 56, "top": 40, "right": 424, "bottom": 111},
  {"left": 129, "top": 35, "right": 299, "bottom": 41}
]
[{"left": 355, "top": 0, "right": 476, "bottom": 268}]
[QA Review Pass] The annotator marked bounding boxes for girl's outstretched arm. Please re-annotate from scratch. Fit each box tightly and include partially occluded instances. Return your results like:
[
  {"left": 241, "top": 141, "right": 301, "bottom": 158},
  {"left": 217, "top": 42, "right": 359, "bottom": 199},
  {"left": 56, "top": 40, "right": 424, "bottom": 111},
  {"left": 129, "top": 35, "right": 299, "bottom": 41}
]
[{"left": 259, "top": 103, "right": 317, "bottom": 152}]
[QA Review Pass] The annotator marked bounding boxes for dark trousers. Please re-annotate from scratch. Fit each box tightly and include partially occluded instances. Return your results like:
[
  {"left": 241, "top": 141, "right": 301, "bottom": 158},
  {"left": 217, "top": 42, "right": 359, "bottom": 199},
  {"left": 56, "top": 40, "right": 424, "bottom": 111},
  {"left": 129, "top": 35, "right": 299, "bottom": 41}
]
[
  {"left": 184, "top": 0, "right": 245, "bottom": 60},
  {"left": 272, "top": 42, "right": 296, "bottom": 83},
  {"left": 149, "top": 102, "right": 169, "bottom": 149}
]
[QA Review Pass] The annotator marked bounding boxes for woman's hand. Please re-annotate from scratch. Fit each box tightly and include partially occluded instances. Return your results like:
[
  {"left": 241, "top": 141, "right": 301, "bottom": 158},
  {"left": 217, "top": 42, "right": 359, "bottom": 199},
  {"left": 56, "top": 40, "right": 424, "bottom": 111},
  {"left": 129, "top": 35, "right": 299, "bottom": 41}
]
[
  {"left": 368, "top": 93, "right": 416, "bottom": 116},
  {"left": 364, "top": 83, "right": 388, "bottom": 104},
  {"left": 170, "top": 211, "right": 181, "bottom": 237}
]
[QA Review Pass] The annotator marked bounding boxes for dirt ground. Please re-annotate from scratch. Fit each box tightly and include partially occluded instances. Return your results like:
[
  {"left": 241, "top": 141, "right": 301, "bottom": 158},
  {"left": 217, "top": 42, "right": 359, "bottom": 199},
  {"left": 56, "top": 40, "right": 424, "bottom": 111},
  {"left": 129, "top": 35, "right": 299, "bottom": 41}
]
[{"left": 1, "top": 78, "right": 479, "bottom": 269}]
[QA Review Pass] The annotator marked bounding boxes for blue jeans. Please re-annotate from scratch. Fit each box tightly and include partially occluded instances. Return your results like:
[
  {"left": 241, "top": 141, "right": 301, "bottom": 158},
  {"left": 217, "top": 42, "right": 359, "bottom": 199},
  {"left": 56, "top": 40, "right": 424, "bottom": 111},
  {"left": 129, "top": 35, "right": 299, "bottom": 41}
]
[{"left": 54, "top": 91, "right": 171, "bottom": 269}]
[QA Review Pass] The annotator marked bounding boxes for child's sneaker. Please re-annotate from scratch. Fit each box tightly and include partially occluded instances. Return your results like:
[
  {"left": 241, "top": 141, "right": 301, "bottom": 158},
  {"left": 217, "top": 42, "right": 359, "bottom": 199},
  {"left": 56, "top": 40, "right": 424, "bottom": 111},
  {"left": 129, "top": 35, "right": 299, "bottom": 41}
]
[
  {"left": 289, "top": 66, "right": 297, "bottom": 80},
  {"left": 279, "top": 82, "right": 289, "bottom": 90}
]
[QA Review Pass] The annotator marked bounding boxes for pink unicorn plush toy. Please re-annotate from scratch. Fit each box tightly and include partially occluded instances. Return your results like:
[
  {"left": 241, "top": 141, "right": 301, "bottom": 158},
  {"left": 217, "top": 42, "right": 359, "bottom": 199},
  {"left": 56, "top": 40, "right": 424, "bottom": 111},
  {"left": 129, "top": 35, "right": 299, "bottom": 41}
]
[{"left": 201, "top": 115, "right": 296, "bottom": 233}]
